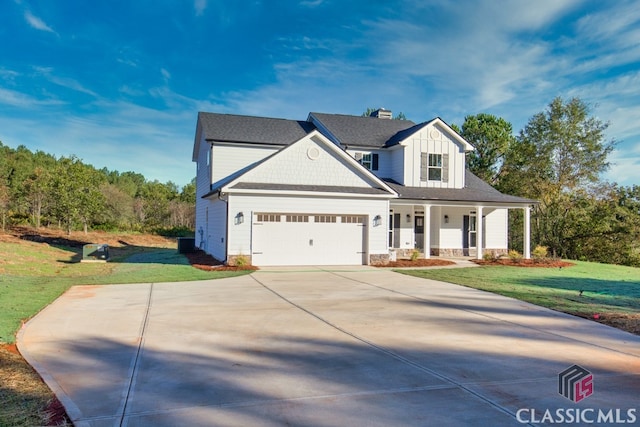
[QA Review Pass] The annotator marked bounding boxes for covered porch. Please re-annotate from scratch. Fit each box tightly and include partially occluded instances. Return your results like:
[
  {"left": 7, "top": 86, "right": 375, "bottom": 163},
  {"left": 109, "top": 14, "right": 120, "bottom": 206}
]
[{"left": 388, "top": 201, "right": 533, "bottom": 260}]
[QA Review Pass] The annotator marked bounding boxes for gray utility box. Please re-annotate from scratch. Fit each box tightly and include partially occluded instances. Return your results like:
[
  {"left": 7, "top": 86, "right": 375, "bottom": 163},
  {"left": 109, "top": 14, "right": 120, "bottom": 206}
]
[
  {"left": 82, "top": 244, "right": 110, "bottom": 262},
  {"left": 177, "top": 237, "right": 196, "bottom": 253}
]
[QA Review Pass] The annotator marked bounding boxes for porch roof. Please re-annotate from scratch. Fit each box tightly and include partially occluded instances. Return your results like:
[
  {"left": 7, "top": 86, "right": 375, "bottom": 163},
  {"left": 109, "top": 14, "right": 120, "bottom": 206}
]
[{"left": 383, "top": 171, "right": 537, "bottom": 205}]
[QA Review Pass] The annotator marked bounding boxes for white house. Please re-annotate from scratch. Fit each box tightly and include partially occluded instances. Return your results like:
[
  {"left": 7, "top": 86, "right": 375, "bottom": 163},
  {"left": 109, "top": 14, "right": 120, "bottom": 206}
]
[{"left": 192, "top": 109, "right": 536, "bottom": 266}]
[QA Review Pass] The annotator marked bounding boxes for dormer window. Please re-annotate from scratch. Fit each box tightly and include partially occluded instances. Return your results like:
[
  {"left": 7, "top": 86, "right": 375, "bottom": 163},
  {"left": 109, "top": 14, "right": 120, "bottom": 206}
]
[{"left": 355, "top": 152, "right": 379, "bottom": 171}]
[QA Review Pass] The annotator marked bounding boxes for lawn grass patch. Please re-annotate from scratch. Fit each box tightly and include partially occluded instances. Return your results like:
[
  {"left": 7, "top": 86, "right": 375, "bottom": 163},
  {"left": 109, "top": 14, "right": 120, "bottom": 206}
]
[
  {"left": 0, "top": 243, "right": 248, "bottom": 344},
  {"left": 397, "top": 261, "right": 640, "bottom": 326}
]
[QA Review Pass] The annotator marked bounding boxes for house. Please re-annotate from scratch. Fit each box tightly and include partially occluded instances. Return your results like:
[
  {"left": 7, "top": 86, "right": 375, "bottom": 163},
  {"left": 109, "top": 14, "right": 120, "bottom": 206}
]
[{"left": 192, "top": 109, "right": 536, "bottom": 266}]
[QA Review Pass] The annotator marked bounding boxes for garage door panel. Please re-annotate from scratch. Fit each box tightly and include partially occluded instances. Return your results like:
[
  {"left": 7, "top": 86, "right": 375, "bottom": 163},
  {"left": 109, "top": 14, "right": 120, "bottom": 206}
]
[{"left": 251, "top": 213, "right": 366, "bottom": 266}]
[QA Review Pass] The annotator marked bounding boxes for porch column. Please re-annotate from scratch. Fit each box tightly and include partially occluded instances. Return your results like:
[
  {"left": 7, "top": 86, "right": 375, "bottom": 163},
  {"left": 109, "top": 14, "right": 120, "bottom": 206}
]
[
  {"left": 476, "top": 206, "right": 484, "bottom": 260},
  {"left": 423, "top": 205, "right": 431, "bottom": 259},
  {"left": 524, "top": 206, "right": 531, "bottom": 259}
]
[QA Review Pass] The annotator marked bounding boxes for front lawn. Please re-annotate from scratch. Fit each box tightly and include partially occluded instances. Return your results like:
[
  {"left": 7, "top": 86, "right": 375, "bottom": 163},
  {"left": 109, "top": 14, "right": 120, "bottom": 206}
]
[{"left": 397, "top": 261, "right": 640, "bottom": 334}]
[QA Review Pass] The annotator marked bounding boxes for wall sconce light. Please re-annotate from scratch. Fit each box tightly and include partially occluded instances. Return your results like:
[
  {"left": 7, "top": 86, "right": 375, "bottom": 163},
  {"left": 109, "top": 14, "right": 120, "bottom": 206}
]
[
  {"left": 444, "top": 215, "right": 449, "bottom": 224},
  {"left": 406, "top": 214, "right": 411, "bottom": 223},
  {"left": 234, "top": 212, "right": 244, "bottom": 225},
  {"left": 373, "top": 215, "right": 382, "bottom": 227}
]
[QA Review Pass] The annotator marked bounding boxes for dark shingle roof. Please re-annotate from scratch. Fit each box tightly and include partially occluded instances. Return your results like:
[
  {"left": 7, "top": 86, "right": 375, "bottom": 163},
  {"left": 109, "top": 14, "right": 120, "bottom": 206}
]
[
  {"left": 383, "top": 170, "right": 537, "bottom": 204},
  {"left": 310, "top": 112, "right": 421, "bottom": 148},
  {"left": 229, "top": 182, "right": 392, "bottom": 195},
  {"left": 198, "top": 112, "right": 315, "bottom": 145}
]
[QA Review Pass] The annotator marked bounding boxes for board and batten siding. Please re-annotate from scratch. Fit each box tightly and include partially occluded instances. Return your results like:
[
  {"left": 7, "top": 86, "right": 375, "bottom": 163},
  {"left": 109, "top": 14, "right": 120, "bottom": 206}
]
[
  {"left": 226, "top": 195, "right": 390, "bottom": 258},
  {"left": 403, "top": 123, "right": 466, "bottom": 188}
]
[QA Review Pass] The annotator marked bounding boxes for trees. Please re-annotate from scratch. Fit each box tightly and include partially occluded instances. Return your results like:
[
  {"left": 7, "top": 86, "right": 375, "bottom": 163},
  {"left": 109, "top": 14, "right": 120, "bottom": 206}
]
[
  {"left": 499, "top": 97, "right": 617, "bottom": 258},
  {"left": 461, "top": 113, "right": 515, "bottom": 185},
  {"left": 49, "top": 157, "right": 106, "bottom": 234}
]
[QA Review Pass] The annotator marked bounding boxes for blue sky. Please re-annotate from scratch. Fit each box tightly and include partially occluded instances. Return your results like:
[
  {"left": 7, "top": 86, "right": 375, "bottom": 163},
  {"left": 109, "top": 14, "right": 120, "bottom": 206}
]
[{"left": 1, "top": 0, "right": 639, "bottom": 188}]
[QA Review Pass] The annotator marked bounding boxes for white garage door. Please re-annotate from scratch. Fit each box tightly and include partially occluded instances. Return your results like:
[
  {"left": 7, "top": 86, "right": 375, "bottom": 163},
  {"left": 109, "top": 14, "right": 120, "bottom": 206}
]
[{"left": 251, "top": 213, "right": 367, "bottom": 266}]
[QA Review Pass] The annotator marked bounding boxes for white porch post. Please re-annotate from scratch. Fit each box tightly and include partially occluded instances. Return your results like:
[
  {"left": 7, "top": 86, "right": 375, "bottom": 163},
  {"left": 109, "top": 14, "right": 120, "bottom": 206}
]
[
  {"left": 476, "top": 206, "right": 484, "bottom": 260},
  {"left": 524, "top": 206, "right": 531, "bottom": 259},
  {"left": 424, "top": 205, "right": 431, "bottom": 259}
]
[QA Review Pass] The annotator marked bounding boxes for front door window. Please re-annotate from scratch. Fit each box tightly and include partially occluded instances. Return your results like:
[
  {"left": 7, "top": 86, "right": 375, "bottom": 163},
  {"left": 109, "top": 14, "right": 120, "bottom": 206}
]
[{"left": 414, "top": 215, "right": 424, "bottom": 249}]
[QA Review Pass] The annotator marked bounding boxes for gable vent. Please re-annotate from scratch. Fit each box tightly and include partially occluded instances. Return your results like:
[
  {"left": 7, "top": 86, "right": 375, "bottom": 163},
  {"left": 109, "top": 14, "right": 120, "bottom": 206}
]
[{"left": 369, "top": 108, "right": 392, "bottom": 119}]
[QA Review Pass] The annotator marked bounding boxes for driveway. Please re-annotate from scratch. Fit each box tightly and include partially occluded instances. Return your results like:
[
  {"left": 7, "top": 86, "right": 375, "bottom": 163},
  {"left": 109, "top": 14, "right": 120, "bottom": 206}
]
[{"left": 18, "top": 268, "right": 640, "bottom": 426}]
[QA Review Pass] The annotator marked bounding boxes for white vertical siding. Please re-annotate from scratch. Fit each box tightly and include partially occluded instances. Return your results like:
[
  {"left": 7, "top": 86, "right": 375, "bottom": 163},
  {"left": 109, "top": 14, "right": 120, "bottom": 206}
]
[{"left": 402, "top": 123, "right": 466, "bottom": 188}]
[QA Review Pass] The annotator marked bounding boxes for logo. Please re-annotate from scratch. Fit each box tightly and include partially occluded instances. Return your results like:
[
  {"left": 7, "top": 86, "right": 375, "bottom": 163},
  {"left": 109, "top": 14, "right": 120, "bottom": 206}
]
[{"left": 559, "top": 364, "right": 593, "bottom": 402}]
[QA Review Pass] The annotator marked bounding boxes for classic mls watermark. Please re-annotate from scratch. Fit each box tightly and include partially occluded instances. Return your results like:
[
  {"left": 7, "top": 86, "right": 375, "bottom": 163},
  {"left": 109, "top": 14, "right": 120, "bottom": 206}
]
[
  {"left": 559, "top": 364, "right": 593, "bottom": 403},
  {"left": 516, "top": 364, "right": 637, "bottom": 424}
]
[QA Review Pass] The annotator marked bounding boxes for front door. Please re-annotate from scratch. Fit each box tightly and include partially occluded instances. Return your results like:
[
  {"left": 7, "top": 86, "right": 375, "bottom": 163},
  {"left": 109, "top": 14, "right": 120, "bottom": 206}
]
[
  {"left": 414, "top": 215, "right": 424, "bottom": 250},
  {"left": 463, "top": 213, "right": 477, "bottom": 256}
]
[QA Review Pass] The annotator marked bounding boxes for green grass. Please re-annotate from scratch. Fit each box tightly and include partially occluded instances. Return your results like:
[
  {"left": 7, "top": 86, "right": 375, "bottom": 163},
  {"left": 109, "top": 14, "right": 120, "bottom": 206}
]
[
  {"left": 396, "top": 261, "right": 640, "bottom": 318},
  {"left": 0, "top": 241, "right": 249, "bottom": 344}
]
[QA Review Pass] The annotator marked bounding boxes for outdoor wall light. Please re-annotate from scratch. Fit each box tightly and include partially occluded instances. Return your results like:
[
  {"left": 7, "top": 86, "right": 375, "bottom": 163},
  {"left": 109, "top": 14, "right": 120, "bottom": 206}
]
[
  {"left": 444, "top": 215, "right": 449, "bottom": 224},
  {"left": 235, "top": 212, "right": 244, "bottom": 225},
  {"left": 406, "top": 214, "right": 411, "bottom": 223},
  {"left": 373, "top": 215, "right": 382, "bottom": 227}
]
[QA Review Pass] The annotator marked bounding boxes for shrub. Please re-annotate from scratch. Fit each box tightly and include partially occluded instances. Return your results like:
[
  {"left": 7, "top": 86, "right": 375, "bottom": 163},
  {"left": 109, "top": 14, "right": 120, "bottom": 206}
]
[
  {"left": 234, "top": 255, "right": 250, "bottom": 267},
  {"left": 410, "top": 249, "right": 420, "bottom": 261},
  {"left": 508, "top": 249, "right": 523, "bottom": 263},
  {"left": 483, "top": 252, "right": 497, "bottom": 262},
  {"left": 532, "top": 245, "right": 548, "bottom": 261}
]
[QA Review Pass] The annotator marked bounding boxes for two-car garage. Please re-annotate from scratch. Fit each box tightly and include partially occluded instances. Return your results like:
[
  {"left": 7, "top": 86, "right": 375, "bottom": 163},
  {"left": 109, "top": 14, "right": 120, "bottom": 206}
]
[{"left": 251, "top": 212, "right": 368, "bottom": 266}]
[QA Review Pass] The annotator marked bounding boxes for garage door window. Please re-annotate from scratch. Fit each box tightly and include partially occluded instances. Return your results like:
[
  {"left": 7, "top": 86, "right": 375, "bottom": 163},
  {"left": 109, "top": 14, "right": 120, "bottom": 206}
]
[
  {"left": 286, "top": 214, "right": 309, "bottom": 222},
  {"left": 315, "top": 215, "right": 337, "bottom": 223},
  {"left": 256, "top": 213, "right": 281, "bottom": 222},
  {"left": 342, "top": 215, "right": 365, "bottom": 223}
]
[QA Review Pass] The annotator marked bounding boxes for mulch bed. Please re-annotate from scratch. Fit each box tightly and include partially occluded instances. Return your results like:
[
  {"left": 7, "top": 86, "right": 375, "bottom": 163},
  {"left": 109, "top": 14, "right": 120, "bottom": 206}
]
[
  {"left": 184, "top": 250, "right": 258, "bottom": 271},
  {"left": 472, "top": 258, "right": 575, "bottom": 268}
]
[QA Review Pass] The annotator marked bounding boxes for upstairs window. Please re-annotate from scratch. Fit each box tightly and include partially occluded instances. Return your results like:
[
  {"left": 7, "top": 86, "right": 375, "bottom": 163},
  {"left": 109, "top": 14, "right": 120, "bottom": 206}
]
[
  {"left": 355, "top": 152, "right": 379, "bottom": 171},
  {"left": 428, "top": 153, "right": 442, "bottom": 181},
  {"left": 420, "top": 153, "right": 449, "bottom": 182}
]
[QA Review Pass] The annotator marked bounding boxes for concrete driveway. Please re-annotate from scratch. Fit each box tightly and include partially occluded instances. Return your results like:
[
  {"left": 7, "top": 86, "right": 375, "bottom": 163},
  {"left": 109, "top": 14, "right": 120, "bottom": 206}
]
[{"left": 18, "top": 268, "right": 640, "bottom": 426}]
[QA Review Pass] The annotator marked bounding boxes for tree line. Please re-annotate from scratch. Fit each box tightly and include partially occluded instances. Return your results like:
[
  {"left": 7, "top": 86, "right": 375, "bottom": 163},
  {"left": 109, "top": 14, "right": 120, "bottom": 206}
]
[
  {"left": 457, "top": 97, "right": 640, "bottom": 267},
  {"left": 0, "top": 143, "right": 195, "bottom": 234}
]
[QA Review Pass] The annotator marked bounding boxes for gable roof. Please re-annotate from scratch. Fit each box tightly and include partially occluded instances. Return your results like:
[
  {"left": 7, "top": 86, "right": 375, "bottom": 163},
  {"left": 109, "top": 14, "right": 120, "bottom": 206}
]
[
  {"left": 198, "top": 112, "right": 315, "bottom": 145},
  {"left": 204, "top": 130, "right": 397, "bottom": 198},
  {"left": 309, "top": 112, "right": 420, "bottom": 148},
  {"left": 383, "top": 170, "right": 537, "bottom": 205}
]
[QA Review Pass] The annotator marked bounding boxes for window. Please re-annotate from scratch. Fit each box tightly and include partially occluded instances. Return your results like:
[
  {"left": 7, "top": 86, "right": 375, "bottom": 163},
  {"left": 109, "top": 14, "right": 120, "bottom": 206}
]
[
  {"left": 286, "top": 214, "right": 309, "bottom": 223},
  {"left": 314, "top": 215, "right": 337, "bottom": 223},
  {"left": 428, "top": 154, "right": 442, "bottom": 181},
  {"left": 256, "top": 213, "right": 281, "bottom": 222},
  {"left": 342, "top": 215, "right": 365, "bottom": 224},
  {"left": 356, "top": 152, "right": 379, "bottom": 171},
  {"left": 420, "top": 153, "right": 448, "bottom": 181}
]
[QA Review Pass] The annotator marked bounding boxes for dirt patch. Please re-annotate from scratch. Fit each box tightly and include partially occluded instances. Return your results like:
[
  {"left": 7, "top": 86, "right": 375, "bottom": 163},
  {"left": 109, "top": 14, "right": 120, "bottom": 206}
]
[
  {"left": 574, "top": 313, "right": 640, "bottom": 336},
  {"left": 380, "top": 259, "right": 457, "bottom": 268},
  {"left": 1, "top": 226, "right": 176, "bottom": 249},
  {"left": 185, "top": 249, "right": 258, "bottom": 271},
  {"left": 473, "top": 258, "right": 575, "bottom": 268}
]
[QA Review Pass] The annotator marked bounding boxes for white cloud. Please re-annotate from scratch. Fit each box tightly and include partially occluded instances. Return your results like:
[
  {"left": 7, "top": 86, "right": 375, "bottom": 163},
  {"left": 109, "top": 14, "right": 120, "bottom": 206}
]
[
  {"left": 24, "top": 10, "right": 56, "bottom": 34},
  {"left": 32, "top": 67, "right": 97, "bottom": 97},
  {"left": 0, "top": 87, "right": 64, "bottom": 108},
  {"left": 194, "top": 0, "right": 207, "bottom": 16}
]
